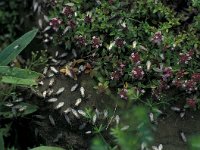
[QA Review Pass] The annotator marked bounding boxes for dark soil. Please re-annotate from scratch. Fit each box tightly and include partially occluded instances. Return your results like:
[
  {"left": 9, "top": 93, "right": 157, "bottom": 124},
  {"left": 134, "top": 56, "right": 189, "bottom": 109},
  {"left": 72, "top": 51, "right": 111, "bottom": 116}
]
[
  {"left": 155, "top": 110, "right": 200, "bottom": 150},
  {"left": 30, "top": 73, "right": 115, "bottom": 150}
]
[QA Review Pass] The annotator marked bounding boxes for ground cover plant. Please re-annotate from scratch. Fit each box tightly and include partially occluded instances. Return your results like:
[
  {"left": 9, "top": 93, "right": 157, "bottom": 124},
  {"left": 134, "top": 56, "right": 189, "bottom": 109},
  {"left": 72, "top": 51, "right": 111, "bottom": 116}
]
[
  {"left": 47, "top": 0, "right": 200, "bottom": 109},
  {"left": 1, "top": 0, "right": 200, "bottom": 149},
  {"left": 38, "top": 0, "right": 200, "bottom": 149}
]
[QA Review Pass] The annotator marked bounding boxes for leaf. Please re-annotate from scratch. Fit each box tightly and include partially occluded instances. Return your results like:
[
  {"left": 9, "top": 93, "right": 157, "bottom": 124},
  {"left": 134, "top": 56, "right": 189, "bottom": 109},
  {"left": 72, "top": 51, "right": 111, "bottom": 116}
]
[
  {"left": 189, "top": 135, "right": 200, "bottom": 150},
  {"left": 0, "top": 29, "right": 38, "bottom": 65},
  {"left": 20, "top": 103, "right": 38, "bottom": 116},
  {"left": 0, "top": 133, "right": 5, "bottom": 150},
  {"left": 90, "top": 137, "right": 109, "bottom": 150},
  {"left": 66, "top": 3, "right": 74, "bottom": 6},
  {"left": 0, "top": 103, "right": 38, "bottom": 118},
  {"left": 31, "top": 146, "right": 65, "bottom": 150},
  {"left": 0, "top": 66, "right": 42, "bottom": 86}
]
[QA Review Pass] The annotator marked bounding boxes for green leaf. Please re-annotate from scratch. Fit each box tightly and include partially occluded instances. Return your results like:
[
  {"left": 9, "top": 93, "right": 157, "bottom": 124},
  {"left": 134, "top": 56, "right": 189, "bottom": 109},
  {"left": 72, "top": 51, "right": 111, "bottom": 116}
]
[
  {"left": 0, "top": 133, "right": 5, "bottom": 150},
  {"left": 20, "top": 102, "right": 38, "bottom": 116},
  {"left": 0, "top": 103, "right": 38, "bottom": 118},
  {"left": 90, "top": 137, "right": 108, "bottom": 150},
  {"left": 189, "top": 135, "right": 200, "bottom": 150},
  {"left": 0, "top": 29, "right": 38, "bottom": 65},
  {"left": 0, "top": 66, "right": 42, "bottom": 86},
  {"left": 31, "top": 146, "right": 65, "bottom": 150}
]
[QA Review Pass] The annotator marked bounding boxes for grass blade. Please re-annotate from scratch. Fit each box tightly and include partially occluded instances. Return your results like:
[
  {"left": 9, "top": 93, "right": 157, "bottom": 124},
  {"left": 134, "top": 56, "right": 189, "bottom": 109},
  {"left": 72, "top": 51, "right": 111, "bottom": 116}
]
[{"left": 0, "top": 29, "right": 38, "bottom": 65}]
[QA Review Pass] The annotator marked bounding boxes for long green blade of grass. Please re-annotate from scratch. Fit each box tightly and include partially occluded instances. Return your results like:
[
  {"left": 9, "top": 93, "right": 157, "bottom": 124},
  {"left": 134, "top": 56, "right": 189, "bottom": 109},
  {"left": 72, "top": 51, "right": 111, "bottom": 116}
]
[{"left": 0, "top": 29, "right": 38, "bottom": 65}]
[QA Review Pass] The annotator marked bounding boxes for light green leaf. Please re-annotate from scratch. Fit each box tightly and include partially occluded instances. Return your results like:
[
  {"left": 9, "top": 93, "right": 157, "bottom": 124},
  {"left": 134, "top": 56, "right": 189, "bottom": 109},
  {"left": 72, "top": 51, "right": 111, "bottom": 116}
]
[
  {"left": 0, "top": 66, "right": 42, "bottom": 86},
  {"left": 0, "top": 29, "right": 38, "bottom": 65},
  {"left": 31, "top": 146, "right": 65, "bottom": 150}
]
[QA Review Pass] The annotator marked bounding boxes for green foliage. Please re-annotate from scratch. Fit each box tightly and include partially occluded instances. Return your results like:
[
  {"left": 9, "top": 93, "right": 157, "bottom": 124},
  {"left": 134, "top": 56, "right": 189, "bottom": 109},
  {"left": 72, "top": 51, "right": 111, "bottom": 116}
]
[
  {"left": 0, "top": 29, "right": 41, "bottom": 150},
  {"left": 0, "top": 0, "right": 29, "bottom": 49},
  {"left": 0, "top": 66, "right": 41, "bottom": 86},
  {"left": 111, "top": 106, "right": 153, "bottom": 150},
  {"left": 189, "top": 135, "right": 200, "bottom": 150},
  {"left": 90, "top": 137, "right": 109, "bottom": 150},
  {"left": 0, "top": 102, "right": 38, "bottom": 118},
  {"left": 0, "top": 29, "right": 38, "bottom": 66},
  {"left": 26, "top": 50, "right": 48, "bottom": 71},
  {"left": 0, "top": 133, "right": 5, "bottom": 150},
  {"left": 0, "top": 29, "right": 42, "bottom": 86},
  {"left": 90, "top": 106, "right": 153, "bottom": 150},
  {"left": 47, "top": 0, "right": 200, "bottom": 109}
]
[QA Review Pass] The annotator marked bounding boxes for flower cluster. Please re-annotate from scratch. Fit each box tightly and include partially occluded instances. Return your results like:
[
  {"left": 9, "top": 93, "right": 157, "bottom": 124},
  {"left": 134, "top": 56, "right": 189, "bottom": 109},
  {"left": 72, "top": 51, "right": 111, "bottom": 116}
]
[
  {"left": 119, "top": 88, "right": 128, "bottom": 100},
  {"left": 111, "top": 70, "right": 123, "bottom": 80},
  {"left": 132, "top": 66, "right": 144, "bottom": 80},
  {"left": 191, "top": 73, "right": 200, "bottom": 82},
  {"left": 47, "top": 1, "right": 200, "bottom": 109},
  {"left": 85, "top": 15, "right": 92, "bottom": 24},
  {"left": 179, "top": 50, "right": 194, "bottom": 64},
  {"left": 111, "top": 62, "right": 125, "bottom": 81},
  {"left": 130, "top": 52, "right": 140, "bottom": 64},
  {"left": 186, "top": 98, "right": 196, "bottom": 108},
  {"left": 49, "top": 0, "right": 58, "bottom": 6},
  {"left": 49, "top": 18, "right": 62, "bottom": 31},
  {"left": 115, "top": 38, "right": 126, "bottom": 48},
  {"left": 68, "top": 20, "right": 76, "bottom": 29},
  {"left": 162, "top": 67, "right": 173, "bottom": 81},
  {"left": 62, "top": 6, "right": 74, "bottom": 17},
  {"left": 76, "top": 36, "right": 87, "bottom": 47},
  {"left": 182, "top": 80, "right": 197, "bottom": 93},
  {"left": 151, "top": 31, "right": 163, "bottom": 44},
  {"left": 92, "top": 36, "right": 102, "bottom": 49}
]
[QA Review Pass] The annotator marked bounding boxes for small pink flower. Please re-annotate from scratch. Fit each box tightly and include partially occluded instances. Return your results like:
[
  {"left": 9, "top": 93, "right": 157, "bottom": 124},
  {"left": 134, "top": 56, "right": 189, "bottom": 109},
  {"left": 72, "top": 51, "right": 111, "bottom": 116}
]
[
  {"left": 132, "top": 66, "right": 144, "bottom": 80},
  {"left": 85, "top": 15, "right": 92, "bottom": 24},
  {"left": 119, "top": 88, "right": 128, "bottom": 100},
  {"left": 115, "top": 38, "right": 126, "bottom": 48},
  {"left": 186, "top": 98, "right": 196, "bottom": 108},
  {"left": 162, "top": 67, "right": 173, "bottom": 81},
  {"left": 130, "top": 53, "right": 140, "bottom": 64},
  {"left": 68, "top": 20, "right": 76, "bottom": 29},
  {"left": 179, "top": 50, "right": 194, "bottom": 64},
  {"left": 188, "top": 49, "right": 194, "bottom": 57},
  {"left": 182, "top": 80, "right": 197, "bottom": 92},
  {"left": 111, "top": 71, "right": 122, "bottom": 81},
  {"left": 76, "top": 35, "right": 87, "bottom": 46},
  {"left": 50, "top": 0, "right": 58, "bottom": 6},
  {"left": 119, "top": 62, "right": 126, "bottom": 69},
  {"left": 179, "top": 53, "right": 191, "bottom": 64},
  {"left": 109, "top": 0, "right": 114, "bottom": 4},
  {"left": 176, "top": 70, "right": 185, "bottom": 79},
  {"left": 159, "top": 80, "right": 170, "bottom": 91},
  {"left": 151, "top": 31, "right": 163, "bottom": 44},
  {"left": 62, "top": 6, "right": 74, "bottom": 17},
  {"left": 192, "top": 73, "right": 200, "bottom": 82},
  {"left": 49, "top": 18, "right": 62, "bottom": 31},
  {"left": 92, "top": 36, "right": 102, "bottom": 48},
  {"left": 172, "top": 79, "right": 182, "bottom": 88}
]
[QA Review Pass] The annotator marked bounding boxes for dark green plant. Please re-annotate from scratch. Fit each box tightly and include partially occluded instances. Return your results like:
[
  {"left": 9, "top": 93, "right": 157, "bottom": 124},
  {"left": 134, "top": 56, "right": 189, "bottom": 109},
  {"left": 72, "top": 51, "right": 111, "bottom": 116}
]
[
  {"left": 47, "top": 0, "right": 200, "bottom": 110},
  {"left": 0, "top": 29, "right": 41, "bottom": 150},
  {"left": 90, "top": 106, "right": 154, "bottom": 150},
  {"left": 188, "top": 135, "right": 200, "bottom": 150},
  {"left": 0, "top": 0, "right": 29, "bottom": 49},
  {"left": 0, "top": 29, "right": 41, "bottom": 86}
]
